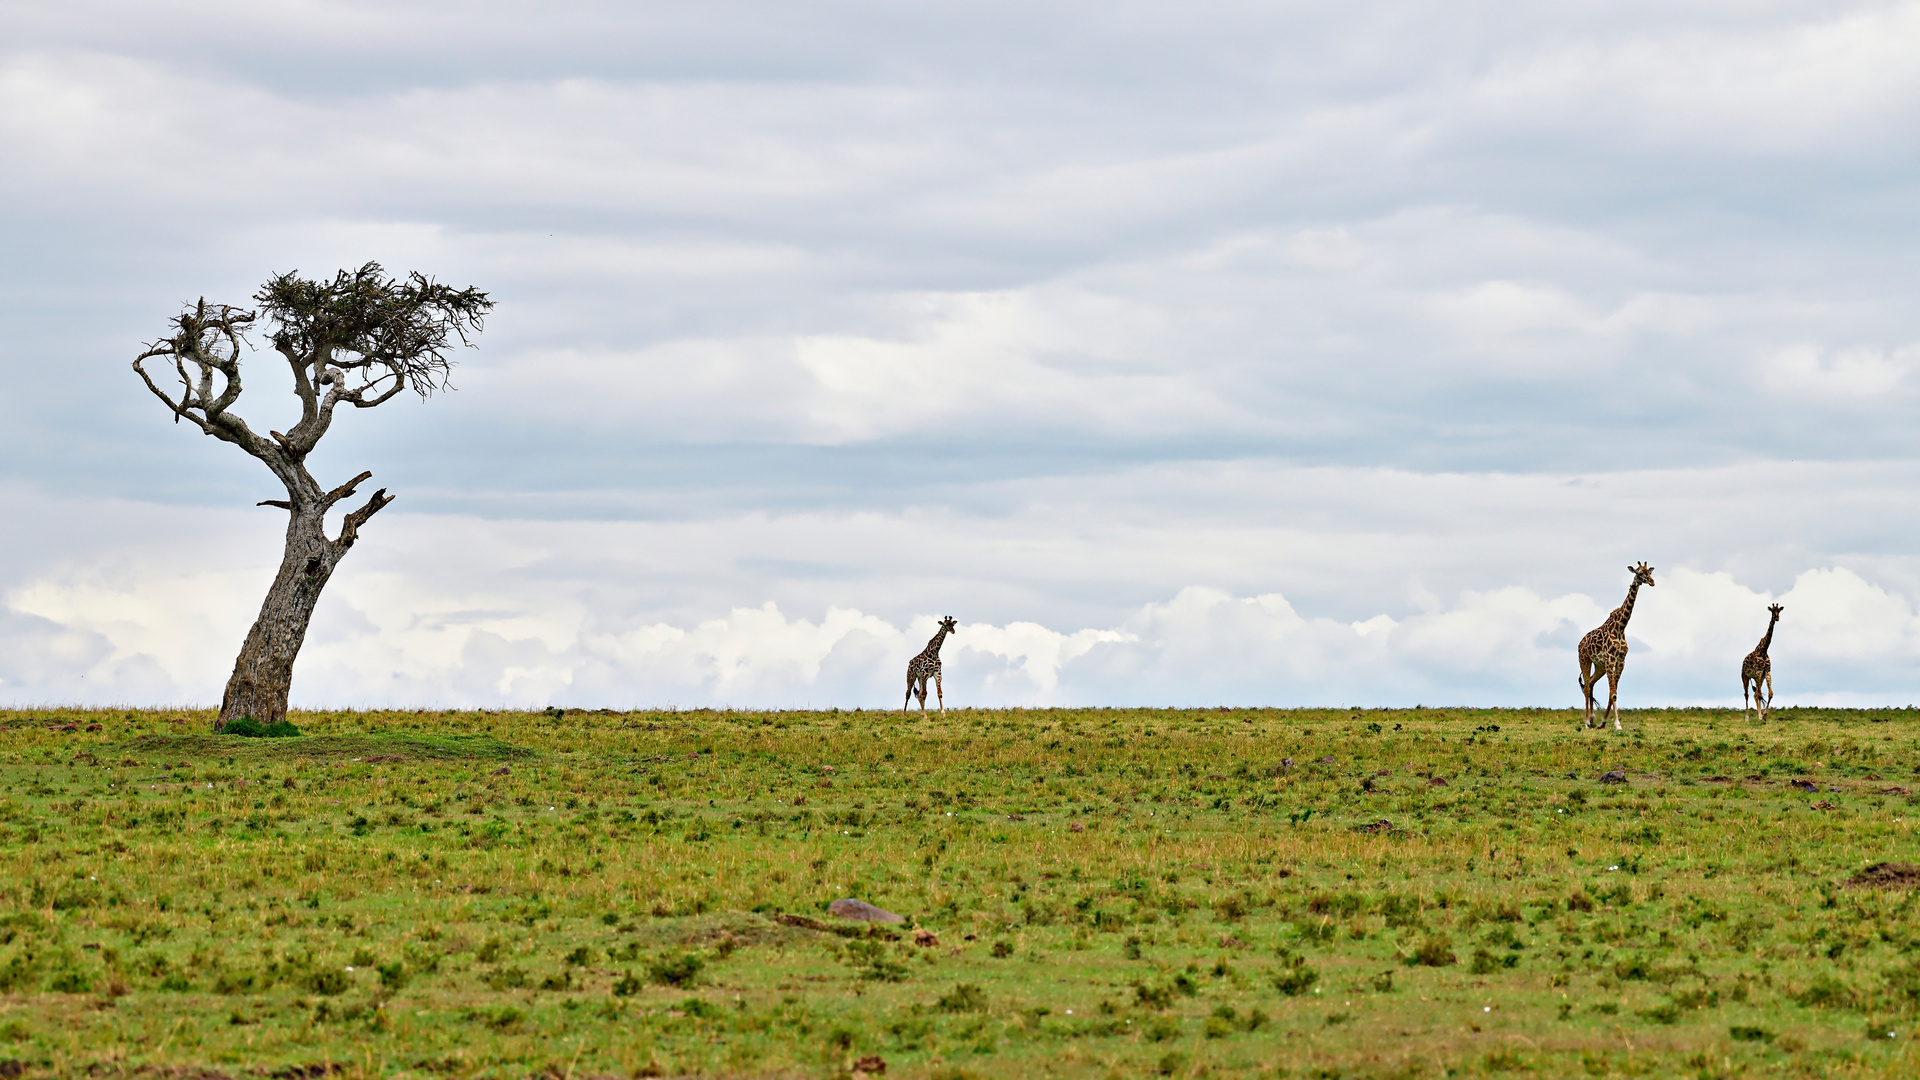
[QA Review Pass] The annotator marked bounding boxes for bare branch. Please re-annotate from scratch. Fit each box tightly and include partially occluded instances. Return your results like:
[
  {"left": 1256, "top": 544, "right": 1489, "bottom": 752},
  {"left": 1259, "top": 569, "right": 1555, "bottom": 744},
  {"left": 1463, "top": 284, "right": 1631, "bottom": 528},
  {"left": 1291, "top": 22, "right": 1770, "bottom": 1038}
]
[
  {"left": 132, "top": 300, "right": 260, "bottom": 444},
  {"left": 349, "top": 370, "right": 406, "bottom": 409},
  {"left": 256, "top": 499, "right": 293, "bottom": 510},
  {"left": 335, "top": 487, "right": 393, "bottom": 547},
  {"left": 132, "top": 347, "right": 211, "bottom": 433},
  {"left": 322, "top": 470, "right": 374, "bottom": 508}
]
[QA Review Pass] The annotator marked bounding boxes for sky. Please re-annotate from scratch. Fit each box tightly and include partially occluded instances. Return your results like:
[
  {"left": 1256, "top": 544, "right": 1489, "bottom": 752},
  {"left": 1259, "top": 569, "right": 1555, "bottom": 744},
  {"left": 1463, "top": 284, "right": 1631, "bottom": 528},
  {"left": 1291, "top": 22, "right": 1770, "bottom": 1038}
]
[{"left": 4, "top": 0, "right": 1920, "bottom": 709}]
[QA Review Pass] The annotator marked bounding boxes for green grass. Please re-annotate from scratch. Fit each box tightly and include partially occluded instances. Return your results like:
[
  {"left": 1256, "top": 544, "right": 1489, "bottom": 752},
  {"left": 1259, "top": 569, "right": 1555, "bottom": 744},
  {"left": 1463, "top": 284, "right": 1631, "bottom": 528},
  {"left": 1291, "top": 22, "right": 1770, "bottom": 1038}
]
[{"left": 0, "top": 704, "right": 1914, "bottom": 1078}]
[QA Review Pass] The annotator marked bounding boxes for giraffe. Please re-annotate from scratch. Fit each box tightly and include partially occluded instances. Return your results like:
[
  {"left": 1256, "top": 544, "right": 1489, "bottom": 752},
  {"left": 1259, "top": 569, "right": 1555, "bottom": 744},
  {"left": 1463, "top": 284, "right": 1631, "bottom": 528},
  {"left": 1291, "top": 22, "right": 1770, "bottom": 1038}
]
[
  {"left": 903, "top": 616, "right": 957, "bottom": 715},
  {"left": 1742, "top": 604, "right": 1783, "bottom": 722},
  {"left": 1577, "top": 562, "right": 1656, "bottom": 730}
]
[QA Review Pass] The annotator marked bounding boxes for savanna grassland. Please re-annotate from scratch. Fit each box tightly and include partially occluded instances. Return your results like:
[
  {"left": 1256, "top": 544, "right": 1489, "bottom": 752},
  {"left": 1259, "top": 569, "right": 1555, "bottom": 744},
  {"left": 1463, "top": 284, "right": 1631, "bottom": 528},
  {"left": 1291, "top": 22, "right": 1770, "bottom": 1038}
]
[{"left": 0, "top": 705, "right": 1916, "bottom": 1080}]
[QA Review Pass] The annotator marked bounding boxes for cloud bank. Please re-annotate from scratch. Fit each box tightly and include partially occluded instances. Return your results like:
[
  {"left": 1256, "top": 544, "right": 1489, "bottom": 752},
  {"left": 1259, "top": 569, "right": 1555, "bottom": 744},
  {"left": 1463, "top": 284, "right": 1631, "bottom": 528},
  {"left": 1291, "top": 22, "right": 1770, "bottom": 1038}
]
[{"left": 5, "top": 465, "right": 1918, "bottom": 709}]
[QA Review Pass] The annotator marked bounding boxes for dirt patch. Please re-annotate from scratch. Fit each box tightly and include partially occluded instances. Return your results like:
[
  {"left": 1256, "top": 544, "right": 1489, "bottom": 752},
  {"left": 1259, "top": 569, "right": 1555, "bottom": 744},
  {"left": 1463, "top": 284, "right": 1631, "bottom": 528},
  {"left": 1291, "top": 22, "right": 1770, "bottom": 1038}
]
[{"left": 1845, "top": 862, "right": 1920, "bottom": 889}]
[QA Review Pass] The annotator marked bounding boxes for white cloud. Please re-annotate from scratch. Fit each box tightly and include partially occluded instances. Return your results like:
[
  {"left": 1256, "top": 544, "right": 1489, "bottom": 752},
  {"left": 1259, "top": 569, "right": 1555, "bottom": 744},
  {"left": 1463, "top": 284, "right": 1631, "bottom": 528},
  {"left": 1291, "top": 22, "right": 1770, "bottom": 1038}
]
[
  {"left": 1764, "top": 343, "right": 1910, "bottom": 399},
  {"left": 7, "top": 460, "right": 1920, "bottom": 709},
  {"left": 16, "top": 552, "right": 1914, "bottom": 711},
  {"left": 1428, "top": 279, "right": 1594, "bottom": 344},
  {"left": 1465, "top": 3, "right": 1920, "bottom": 152}
]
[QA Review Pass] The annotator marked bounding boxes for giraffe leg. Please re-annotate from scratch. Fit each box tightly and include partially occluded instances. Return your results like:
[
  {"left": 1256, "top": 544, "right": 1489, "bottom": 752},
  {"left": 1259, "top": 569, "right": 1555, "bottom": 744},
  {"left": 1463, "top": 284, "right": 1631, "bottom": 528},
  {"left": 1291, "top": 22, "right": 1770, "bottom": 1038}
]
[
  {"left": 1762, "top": 672, "right": 1774, "bottom": 721},
  {"left": 1579, "top": 659, "right": 1599, "bottom": 728},
  {"left": 935, "top": 672, "right": 944, "bottom": 715},
  {"left": 904, "top": 677, "right": 915, "bottom": 715},
  {"left": 1742, "top": 677, "right": 1751, "bottom": 723},
  {"left": 1609, "top": 670, "right": 1623, "bottom": 731}
]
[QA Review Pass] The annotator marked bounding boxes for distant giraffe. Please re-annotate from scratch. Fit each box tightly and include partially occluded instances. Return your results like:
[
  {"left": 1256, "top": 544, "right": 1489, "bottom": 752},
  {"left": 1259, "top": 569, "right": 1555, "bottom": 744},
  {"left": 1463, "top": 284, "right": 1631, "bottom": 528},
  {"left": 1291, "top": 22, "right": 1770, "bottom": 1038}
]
[
  {"left": 1742, "top": 604, "right": 1783, "bottom": 722},
  {"left": 1577, "top": 562, "right": 1656, "bottom": 730},
  {"left": 904, "top": 616, "right": 957, "bottom": 715}
]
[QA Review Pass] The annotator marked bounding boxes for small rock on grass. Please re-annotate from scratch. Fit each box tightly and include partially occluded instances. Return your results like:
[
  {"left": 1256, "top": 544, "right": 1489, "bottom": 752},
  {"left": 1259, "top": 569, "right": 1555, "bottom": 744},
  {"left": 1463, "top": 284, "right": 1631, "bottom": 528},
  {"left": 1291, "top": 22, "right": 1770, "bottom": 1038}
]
[
  {"left": 828, "top": 898, "right": 903, "bottom": 924},
  {"left": 852, "top": 1055, "right": 886, "bottom": 1076},
  {"left": 913, "top": 928, "right": 939, "bottom": 947},
  {"left": 1599, "top": 770, "right": 1628, "bottom": 784}
]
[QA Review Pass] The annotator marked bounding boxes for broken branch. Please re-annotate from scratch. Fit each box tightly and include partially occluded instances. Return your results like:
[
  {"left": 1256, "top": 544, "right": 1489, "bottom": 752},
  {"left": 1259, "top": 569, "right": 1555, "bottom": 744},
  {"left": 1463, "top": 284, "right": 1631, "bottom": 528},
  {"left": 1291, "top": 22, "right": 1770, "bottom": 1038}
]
[
  {"left": 336, "top": 487, "right": 393, "bottom": 548},
  {"left": 323, "top": 470, "right": 374, "bottom": 508}
]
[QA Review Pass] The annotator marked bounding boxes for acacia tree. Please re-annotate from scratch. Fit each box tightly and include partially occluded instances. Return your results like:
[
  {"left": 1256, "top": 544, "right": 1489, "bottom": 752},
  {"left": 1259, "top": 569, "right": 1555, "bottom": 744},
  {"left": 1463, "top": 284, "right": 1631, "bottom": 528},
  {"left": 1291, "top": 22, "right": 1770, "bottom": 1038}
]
[{"left": 134, "top": 263, "right": 491, "bottom": 730}]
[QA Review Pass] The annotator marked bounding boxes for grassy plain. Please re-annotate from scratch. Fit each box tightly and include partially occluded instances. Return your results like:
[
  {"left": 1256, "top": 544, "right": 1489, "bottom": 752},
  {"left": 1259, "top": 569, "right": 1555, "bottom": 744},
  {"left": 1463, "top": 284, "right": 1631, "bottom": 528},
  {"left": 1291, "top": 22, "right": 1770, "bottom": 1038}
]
[{"left": 0, "top": 705, "right": 1914, "bottom": 1079}]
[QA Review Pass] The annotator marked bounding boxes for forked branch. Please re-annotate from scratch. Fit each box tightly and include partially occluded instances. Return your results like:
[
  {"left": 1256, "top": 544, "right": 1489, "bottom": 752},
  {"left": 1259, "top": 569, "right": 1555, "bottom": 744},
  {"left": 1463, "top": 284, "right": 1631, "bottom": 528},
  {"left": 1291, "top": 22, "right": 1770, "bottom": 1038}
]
[
  {"left": 132, "top": 300, "right": 265, "bottom": 455},
  {"left": 337, "top": 488, "right": 394, "bottom": 547}
]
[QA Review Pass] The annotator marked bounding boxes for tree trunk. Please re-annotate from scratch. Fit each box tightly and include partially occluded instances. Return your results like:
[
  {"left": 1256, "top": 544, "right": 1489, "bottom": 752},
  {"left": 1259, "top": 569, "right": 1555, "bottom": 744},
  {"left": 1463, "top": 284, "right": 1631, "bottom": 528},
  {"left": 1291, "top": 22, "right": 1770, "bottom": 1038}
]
[{"left": 217, "top": 506, "right": 339, "bottom": 730}]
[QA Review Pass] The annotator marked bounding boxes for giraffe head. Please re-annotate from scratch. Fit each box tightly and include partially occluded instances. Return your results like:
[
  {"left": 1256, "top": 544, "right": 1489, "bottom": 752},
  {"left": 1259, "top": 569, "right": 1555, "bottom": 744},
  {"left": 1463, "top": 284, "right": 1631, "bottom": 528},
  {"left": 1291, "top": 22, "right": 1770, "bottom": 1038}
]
[
  {"left": 939, "top": 616, "right": 958, "bottom": 635},
  {"left": 1628, "top": 562, "right": 1656, "bottom": 588},
  {"left": 1768, "top": 603, "right": 1784, "bottom": 619}
]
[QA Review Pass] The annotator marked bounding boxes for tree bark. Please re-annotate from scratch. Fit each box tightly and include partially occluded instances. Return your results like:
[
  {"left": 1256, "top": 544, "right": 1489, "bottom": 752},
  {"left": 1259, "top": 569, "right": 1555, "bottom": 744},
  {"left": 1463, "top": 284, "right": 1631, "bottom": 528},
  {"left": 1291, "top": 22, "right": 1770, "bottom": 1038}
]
[
  {"left": 216, "top": 478, "right": 390, "bottom": 731},
  {"left": 219, "top": 507, "right": 336, "bottom": 729}
]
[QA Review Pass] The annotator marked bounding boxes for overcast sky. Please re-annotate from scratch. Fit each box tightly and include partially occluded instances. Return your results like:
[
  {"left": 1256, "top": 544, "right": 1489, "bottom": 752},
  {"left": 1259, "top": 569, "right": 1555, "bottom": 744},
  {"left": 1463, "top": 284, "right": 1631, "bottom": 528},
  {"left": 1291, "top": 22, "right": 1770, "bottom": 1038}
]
[{"left": 5, "top": 0, "right": 1920, "bottom": 709}]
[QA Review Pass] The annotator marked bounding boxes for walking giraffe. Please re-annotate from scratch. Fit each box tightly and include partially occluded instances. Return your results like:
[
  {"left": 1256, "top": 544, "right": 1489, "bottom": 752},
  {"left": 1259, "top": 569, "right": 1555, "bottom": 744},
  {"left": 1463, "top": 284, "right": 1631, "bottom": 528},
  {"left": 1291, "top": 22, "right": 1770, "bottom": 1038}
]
[
  {"left": 1577, "top": 562, "right": 1656, "bottom": 730},
  {"left": 903, "top": 616, "right": 957, "bottom": 715},
  {"left": 1742, "top": 604, "right": 1783, "bottom": 722}
]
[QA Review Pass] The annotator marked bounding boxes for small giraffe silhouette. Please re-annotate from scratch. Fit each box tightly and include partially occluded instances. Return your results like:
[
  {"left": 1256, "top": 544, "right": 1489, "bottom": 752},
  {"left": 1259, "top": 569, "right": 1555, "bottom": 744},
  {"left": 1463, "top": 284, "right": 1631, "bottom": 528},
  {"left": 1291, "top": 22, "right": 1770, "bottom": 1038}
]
[
  {"left": 1577, "top": 562, "right": 1656, "bottom": 730},
  {"left": 1742, "top": 604, "right": 1783, "bottom": 722},
  {"left": 904, "top": 616, "right": 957, "bottom": 715}
]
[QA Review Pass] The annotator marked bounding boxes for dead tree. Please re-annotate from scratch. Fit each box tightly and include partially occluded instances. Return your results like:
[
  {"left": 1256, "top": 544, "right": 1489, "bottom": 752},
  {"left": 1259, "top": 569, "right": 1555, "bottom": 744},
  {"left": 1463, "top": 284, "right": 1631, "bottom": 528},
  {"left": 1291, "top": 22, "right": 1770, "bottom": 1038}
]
[{"left": 134, "top": 263, "right": 491, "bottom": 730}]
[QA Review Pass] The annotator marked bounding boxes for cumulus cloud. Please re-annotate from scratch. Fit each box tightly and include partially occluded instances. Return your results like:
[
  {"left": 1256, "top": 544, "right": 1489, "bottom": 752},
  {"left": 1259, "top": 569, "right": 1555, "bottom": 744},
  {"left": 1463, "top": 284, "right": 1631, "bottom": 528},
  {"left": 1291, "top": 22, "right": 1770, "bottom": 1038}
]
[
  {"left": 12, "top": 551, "right": 1920, "bottom": 710},
  {"left": 6, "top": 461, "right": 1920, "bottom": 709}
]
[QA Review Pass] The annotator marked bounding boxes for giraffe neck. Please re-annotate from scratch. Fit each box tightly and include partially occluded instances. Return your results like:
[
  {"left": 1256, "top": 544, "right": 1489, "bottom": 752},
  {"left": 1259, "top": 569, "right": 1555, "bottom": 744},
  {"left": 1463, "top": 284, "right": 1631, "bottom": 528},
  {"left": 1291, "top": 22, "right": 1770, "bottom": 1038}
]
[
  {"left": 1756, "top": 612, "right": 1779, "bottom": 655},
  {"left": 924, "top": 626, "right": 949, "bottom": 657},
  {"left": 1609, "top": 581, "right": 1642, "bottom": 633}
]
